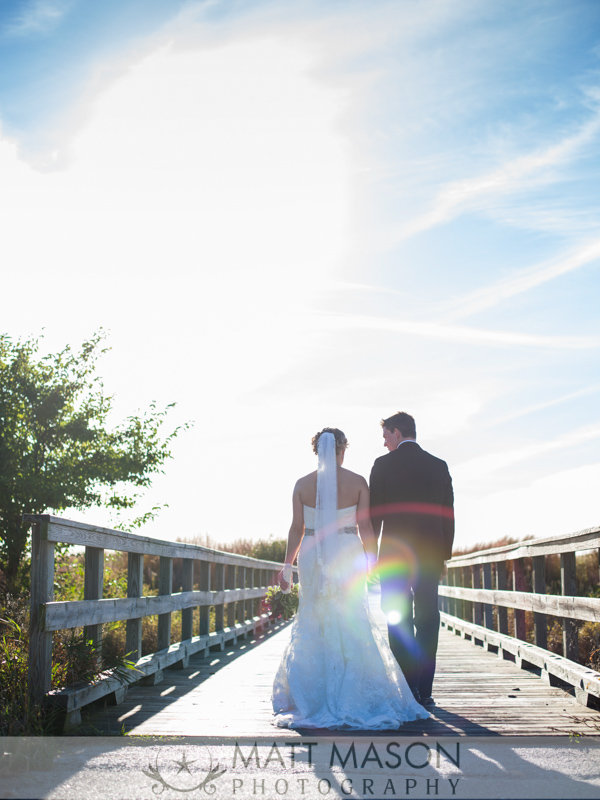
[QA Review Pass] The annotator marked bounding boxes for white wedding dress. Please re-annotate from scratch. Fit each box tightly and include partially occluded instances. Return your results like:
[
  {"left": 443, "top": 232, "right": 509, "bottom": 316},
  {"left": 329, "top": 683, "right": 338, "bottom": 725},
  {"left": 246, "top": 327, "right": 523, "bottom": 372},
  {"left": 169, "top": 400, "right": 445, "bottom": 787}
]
[{"left": 271, "top": 504, "right": 429, "bottom": 730}]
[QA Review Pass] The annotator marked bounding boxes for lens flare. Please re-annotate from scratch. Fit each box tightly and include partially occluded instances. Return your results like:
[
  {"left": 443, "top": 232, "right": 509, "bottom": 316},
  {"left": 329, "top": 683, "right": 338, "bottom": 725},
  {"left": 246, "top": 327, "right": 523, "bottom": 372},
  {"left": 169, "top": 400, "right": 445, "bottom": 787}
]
[
  {"left": 386, "top": 610, "right": 402, "bottom": 626},
  {"left": 372, "top": 545, "right": 418, "bottom": 586}
]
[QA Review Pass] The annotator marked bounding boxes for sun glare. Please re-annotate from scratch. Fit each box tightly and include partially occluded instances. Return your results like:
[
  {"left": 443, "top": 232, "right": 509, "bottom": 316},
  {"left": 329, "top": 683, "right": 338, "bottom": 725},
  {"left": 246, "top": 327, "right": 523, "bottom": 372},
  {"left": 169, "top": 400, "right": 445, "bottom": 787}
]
[
  {"left": 1, "top": 36, "right": 353, "bottom": 393},
  {"left": 386, "top": 610, "right": 402, "bottom": 626}
]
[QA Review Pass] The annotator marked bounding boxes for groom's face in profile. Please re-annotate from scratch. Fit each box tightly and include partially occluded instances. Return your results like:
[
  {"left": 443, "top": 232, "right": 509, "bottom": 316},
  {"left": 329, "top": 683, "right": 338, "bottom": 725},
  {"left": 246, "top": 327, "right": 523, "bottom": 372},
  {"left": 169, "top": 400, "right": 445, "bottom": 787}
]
[{"left": 382, "top": 426, "right": 401, "bottom": 452}]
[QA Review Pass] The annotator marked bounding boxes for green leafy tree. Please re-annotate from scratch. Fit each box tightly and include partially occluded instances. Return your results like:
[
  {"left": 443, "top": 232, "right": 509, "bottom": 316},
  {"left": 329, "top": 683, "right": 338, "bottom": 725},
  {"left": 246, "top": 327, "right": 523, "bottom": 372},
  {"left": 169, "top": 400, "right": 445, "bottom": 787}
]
[
  {"left": 0, "top": 331, "right": 188, "bottom": 591},
  {"left": 252, "top": 537, "right": 287, "bottom": 564}
]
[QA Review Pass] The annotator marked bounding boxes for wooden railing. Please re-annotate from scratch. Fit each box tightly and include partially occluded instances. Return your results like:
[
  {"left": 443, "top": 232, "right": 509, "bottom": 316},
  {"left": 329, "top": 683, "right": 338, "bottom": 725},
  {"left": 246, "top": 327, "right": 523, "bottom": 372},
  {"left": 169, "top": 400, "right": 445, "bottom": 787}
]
[
  {"left": 439, "top": 524, "right": 600, "bottom": 708},
  {"left": 26, "top": 515, "right": 296, "bottom": 729}
]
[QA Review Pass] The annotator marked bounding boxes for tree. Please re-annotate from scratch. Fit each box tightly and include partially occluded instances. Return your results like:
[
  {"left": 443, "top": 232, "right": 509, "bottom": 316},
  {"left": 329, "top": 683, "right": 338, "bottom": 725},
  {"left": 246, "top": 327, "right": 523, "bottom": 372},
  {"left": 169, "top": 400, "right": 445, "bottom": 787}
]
[
  {"left": 0, "top": 331, "right": 188, "bottom": 591},
  {"left": 252, "top": 537, "right": 287, "bottom": 564}
]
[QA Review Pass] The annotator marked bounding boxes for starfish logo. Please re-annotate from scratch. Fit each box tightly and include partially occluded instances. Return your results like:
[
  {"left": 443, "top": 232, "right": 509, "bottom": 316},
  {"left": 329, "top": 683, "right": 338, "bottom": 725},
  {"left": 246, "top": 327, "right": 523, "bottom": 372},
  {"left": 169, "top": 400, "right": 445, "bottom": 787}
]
[
  {"left": 175, "top": 752, "right": 195, "bottom": 774},
  {"left": 142, "top": 743, "right": 226, "bottom": 794}
]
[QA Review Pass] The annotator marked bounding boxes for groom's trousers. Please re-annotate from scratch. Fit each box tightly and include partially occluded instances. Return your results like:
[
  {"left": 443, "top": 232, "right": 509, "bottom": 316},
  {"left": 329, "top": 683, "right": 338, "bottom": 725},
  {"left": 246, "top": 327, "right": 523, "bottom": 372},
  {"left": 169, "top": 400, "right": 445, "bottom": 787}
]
[{"left": 382, "top": 566, "right": 441, "bottom": 698}]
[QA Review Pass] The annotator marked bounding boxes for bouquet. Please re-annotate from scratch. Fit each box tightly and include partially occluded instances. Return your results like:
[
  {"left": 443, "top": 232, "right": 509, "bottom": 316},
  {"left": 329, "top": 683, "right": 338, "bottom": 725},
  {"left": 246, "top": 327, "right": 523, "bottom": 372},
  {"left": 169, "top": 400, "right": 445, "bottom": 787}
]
[{"left": 263, "top": 584, "right": 299, "bottom": 620}]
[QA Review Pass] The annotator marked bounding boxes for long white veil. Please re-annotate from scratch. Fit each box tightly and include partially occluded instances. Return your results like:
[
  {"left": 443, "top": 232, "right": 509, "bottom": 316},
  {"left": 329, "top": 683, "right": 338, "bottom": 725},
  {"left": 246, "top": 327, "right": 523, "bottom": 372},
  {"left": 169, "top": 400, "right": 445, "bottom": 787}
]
[{"left": 315, "top": 432, "right": 340, "bottom": 595}]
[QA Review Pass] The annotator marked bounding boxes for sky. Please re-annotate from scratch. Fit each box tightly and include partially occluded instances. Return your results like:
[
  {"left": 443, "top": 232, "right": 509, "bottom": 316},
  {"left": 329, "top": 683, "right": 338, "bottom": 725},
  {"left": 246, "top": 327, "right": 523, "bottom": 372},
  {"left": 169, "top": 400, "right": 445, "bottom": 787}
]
[{"left": 0, "top": 0, "right": 599, "bottom": 552}]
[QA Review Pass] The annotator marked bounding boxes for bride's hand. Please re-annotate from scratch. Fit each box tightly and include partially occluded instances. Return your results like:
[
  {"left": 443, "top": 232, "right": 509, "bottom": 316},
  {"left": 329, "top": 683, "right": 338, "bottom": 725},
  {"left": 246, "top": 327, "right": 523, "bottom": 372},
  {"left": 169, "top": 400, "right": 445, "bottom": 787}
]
[
  {"left": 278, "top": 569, "right": 289, "bottom": 591},
  {"left": 366, "top": 553, "right": 378, "bottom": 574}
]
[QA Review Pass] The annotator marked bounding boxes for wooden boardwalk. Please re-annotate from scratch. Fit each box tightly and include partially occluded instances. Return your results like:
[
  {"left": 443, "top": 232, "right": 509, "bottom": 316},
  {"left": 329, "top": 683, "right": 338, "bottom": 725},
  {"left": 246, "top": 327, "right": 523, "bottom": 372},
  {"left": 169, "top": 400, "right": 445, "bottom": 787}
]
[{"left": 84, "top": 592, "right": 600, "bottom": 739}]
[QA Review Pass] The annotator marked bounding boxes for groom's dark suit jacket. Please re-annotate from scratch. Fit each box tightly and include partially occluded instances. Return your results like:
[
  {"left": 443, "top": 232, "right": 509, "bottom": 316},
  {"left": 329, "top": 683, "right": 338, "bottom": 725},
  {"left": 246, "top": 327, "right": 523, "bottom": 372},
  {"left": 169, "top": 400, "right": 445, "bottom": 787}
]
[{"left": 369, "top": 442, "right": 454, "bottom": 574}]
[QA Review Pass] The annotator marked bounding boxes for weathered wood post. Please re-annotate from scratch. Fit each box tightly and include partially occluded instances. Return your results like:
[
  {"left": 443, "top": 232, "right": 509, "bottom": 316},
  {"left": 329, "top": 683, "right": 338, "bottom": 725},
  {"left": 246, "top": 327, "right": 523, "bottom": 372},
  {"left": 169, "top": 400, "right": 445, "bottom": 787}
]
[
  {"left": 532, "top": 555, "right": 547, "bottom": 650},
  {"left": 125, "top": 553, "right": 143, "bottom": 661},
  {"left": 181, "top": 558, "right": 194, "bottom": 641},
  {"left": 448, "top": 567, "right": 457, "bottom": 618},
  {"left": 496, "top": 561, "right": 509, "bottom": 635},
  {"left": 84, "top": 546, "right": 104, "bottom": 654},
  {"left": 139, "top": 554, "right": 172, "bottom": 685},
  {"left": 439, "top": 571, "right": 448, "bottom": 614},
  {"left": 482, "top": 562, "right": 494, "bottom": 630},
  {"left": 256, "top": 568, "right": 263, "bottom": 617},
  {"left": 157, "top": 557, "right": 173, "bottom": 651},
  {"left": 472, "top": 564, "right": 483, "bottom": 627},
  {"left": 237, "top": 567, "right": 246, "bottom": 626},
  {"left": 28, "top": 520, "right": 55, "bottom": 708},
  {"left": 199, "top": 560, "right": 210, "bottom": 636},
  {"left": 461, "top": 566, "right": 471, "bottom": 623},
  {"left": 512, "top": 558, "right": 527, "bottom": 641},
  {"left": 226, "top": 565, "right": 236, "bottom": 628},
  {"left": 255, "top": 568, "right": 261, "bottom": 617},
  {"left": 561, "top": 552, "right": 579, "bottom": 661},
  {"left": 214, "top": 563, "right": 225, "bottom": 631},
  {"left": 245, "top": 568, "right": 254, "bottom": 622}
]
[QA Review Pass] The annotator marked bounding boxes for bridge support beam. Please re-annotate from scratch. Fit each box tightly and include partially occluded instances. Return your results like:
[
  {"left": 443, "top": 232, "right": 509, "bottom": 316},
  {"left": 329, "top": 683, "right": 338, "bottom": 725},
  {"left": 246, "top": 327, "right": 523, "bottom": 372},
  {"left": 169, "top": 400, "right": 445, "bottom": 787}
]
[
  {"left": 140, "top": 669, "right": 164, "bottom": 686},
  {"left": 575, "top": 687, "right": 600, "bottom": 709}
]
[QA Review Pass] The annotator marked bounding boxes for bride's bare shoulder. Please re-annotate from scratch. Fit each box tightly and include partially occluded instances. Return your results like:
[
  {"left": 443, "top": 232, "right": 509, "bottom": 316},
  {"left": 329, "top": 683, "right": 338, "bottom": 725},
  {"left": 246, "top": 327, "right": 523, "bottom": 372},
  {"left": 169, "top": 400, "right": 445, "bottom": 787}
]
[
  {"left": 294, "top": 470, "right": 317, "bottom": 507},
  {"left": 339, "top": 467, "right": 368, "bottom": 486},
  {"left": 294, "top": 470, "right": 317, "bottom": 491}
]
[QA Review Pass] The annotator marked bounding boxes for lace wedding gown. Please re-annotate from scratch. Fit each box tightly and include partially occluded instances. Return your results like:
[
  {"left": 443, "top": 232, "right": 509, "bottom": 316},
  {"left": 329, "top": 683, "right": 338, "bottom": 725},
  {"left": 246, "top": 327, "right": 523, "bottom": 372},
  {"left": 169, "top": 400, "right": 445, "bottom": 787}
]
[{"left": 272, "top": 504, "right": 429, "bottom": 729}]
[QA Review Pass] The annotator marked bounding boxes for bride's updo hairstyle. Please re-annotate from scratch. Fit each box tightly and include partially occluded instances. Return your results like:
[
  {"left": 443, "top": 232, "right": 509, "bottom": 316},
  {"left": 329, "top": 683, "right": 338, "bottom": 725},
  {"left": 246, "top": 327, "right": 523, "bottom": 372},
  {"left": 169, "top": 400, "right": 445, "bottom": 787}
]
[{"left": 311, "top": 427, "right": 348, "bottom": 456}]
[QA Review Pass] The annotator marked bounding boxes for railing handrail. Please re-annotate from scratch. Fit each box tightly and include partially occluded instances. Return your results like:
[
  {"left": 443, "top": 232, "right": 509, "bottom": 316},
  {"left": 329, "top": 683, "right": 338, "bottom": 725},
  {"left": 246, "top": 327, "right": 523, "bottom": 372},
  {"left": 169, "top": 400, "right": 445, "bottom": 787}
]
[
  {"left": 446, "top": 523, "right": 600, "bottom": 568},
  {"left": 26, "top": 514, "right": 295, "bottom": 728},
  {"left": 439, "top": 521, "right": 600, "bottom": 709},
  {"left": 23, "top": 513, "right": 286, "bottom": 570}
]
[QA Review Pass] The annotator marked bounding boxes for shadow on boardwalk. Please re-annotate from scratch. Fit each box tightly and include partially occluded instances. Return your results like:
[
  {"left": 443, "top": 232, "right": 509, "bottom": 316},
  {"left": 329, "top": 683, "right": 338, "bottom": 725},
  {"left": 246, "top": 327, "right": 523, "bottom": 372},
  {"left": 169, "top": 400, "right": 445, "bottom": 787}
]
[
  {"left": 81, "top": 591, "right": 600, "bottom": 739},
  {"left": 82, "top": 617, "right": 293, "bottom": 736}
]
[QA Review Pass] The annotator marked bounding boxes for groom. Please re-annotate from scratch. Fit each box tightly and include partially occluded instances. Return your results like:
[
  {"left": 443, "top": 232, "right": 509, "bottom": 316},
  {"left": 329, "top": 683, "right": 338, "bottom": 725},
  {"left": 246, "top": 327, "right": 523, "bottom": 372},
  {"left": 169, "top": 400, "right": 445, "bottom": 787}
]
[{"left": 369, "top": 411, "right": 454, "bottom": 706}]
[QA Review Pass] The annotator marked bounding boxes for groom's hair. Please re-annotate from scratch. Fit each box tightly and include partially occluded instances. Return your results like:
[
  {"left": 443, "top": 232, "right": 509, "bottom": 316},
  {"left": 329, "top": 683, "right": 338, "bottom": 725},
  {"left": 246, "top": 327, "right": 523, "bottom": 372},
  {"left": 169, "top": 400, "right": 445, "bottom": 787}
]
[{"left": 381, "top": 412, "right": 416, "bottom": 439}]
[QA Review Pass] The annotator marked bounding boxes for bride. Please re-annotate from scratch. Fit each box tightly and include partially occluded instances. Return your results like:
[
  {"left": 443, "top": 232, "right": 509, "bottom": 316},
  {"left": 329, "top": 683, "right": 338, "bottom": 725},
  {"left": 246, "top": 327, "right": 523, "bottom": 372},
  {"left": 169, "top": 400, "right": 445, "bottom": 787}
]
[{"left": 271, "top": 427, "right": 429, "bottom": 730}]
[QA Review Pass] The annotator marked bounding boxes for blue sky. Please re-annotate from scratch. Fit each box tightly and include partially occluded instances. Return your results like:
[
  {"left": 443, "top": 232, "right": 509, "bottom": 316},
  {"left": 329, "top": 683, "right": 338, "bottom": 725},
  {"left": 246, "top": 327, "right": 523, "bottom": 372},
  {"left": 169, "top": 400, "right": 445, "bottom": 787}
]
[{"left": 1, "top": 0, "right": 599, "bottom": 549}]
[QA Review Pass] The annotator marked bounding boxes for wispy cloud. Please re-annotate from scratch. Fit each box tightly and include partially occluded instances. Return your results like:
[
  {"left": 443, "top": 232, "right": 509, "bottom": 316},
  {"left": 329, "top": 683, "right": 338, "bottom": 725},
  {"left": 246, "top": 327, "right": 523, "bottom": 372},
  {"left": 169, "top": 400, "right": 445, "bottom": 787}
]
[
  {"left": 394, "top": 112, "right": 600, "bottom": 242},
  {"left": 442, "top": 238, "right": 600, "bottom": 321},
  {"left": 488, "top": 385, "right": 600, "bottom": 427},
  {"left": 323, "top": 280, "right": 407, "bottom": 299},
  {"left": 2, "top": 1, "right": 71, "bottom": 38},
  {"left": 453, "top": 422, "right": 600, "bottom": 484},
  {"left": 314, "top": 313, "right": 599, "bottom": 349}
]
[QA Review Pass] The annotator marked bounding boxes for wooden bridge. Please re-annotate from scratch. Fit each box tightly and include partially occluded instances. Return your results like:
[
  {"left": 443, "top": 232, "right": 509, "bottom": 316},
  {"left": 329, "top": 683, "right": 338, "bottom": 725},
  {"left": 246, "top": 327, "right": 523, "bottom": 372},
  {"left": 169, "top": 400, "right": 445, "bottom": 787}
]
[{"left": 25, "top": 515, "right": 600, "bottom": 738}]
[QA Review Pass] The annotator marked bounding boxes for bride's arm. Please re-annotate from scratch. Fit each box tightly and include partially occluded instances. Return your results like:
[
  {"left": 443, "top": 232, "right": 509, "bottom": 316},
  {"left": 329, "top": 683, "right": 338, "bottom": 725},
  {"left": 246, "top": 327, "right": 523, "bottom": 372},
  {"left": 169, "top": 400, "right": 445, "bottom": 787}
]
[
  {"left": 357, "top": 478, "right": 378, "bottom": 567},
  {"left": 278, "top": 481, "right": 304, "bottom": 590}
]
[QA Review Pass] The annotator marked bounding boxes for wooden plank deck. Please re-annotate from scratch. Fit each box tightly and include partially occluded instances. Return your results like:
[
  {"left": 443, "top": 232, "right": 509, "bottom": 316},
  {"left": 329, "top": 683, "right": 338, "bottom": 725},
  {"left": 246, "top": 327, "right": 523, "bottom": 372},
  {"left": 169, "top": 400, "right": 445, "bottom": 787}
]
[{"left": 84, "top": 593, "right": 600, "bottom": 738}]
